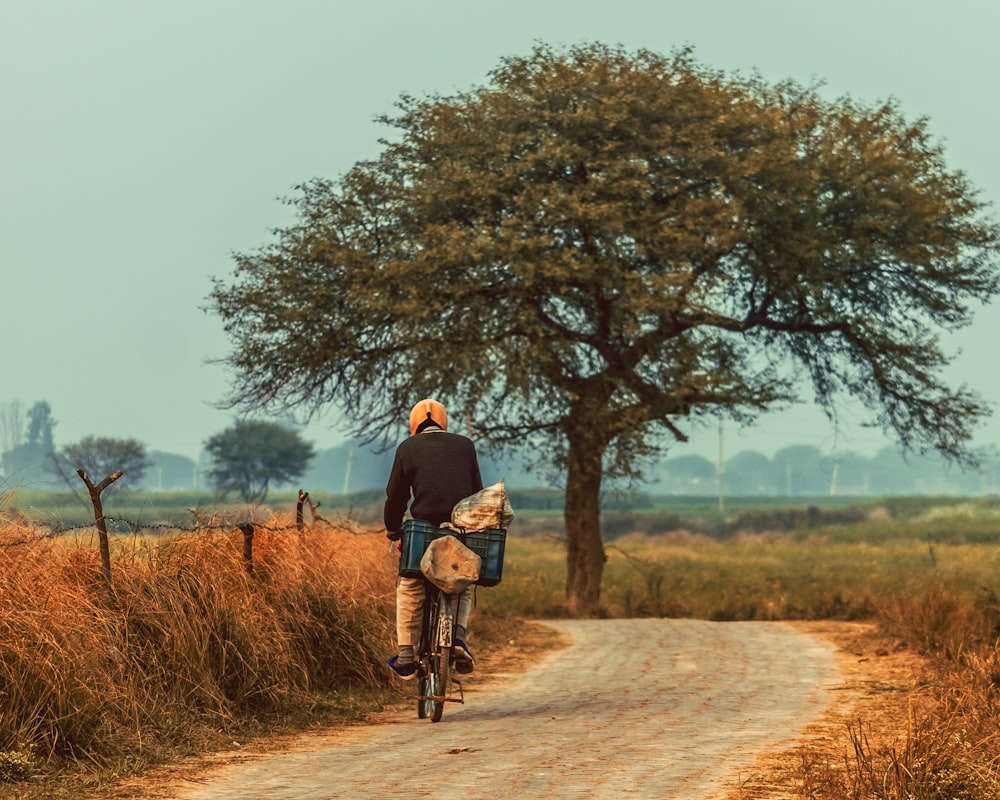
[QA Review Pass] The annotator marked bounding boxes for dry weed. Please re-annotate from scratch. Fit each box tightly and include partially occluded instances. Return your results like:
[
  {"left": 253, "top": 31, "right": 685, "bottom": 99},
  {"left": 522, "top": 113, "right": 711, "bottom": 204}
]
[{"left": 0, "top": 517, "right": 396, "bottom": 770}]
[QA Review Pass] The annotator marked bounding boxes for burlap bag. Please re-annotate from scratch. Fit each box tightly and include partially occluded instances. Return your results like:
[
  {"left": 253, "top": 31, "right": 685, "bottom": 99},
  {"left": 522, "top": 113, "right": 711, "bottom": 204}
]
[{"left": 420, "top": 534, "right": 482, "bottom": 594}]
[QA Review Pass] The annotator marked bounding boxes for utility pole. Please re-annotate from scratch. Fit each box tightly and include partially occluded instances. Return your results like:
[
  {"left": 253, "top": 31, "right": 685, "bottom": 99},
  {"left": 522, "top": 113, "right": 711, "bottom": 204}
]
[
  {"left": 342, "top": 448, "right": 354, "bottom": 496},
  {"left": 717, "top": 418, "right": 725, "bottom": 514}
]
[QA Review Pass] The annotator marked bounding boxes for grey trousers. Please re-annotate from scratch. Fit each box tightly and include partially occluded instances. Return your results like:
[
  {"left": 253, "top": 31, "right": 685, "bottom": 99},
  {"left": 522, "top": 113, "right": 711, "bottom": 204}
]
[{"left": 396, "top": 576, "right": 472, "bottom": 647}]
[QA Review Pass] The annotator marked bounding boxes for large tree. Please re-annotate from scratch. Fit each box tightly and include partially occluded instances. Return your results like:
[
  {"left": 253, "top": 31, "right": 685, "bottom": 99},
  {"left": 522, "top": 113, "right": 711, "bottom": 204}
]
[
  {"left": 204, "top": 420, "right": 315, "bottom": 504},
  {"left": 209, "top": 44, "right": 999, "bottom": 615}
]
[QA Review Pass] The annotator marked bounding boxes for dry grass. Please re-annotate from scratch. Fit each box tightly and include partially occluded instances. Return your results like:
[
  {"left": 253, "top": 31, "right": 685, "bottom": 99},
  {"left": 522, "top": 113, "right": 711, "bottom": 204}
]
[
  {"left": 855, "top": 589, "right": 1000, "bottom": 799},
  {"left": 733, "top": 591, "right": 1000, "bottom": 800},
  {"left": 4, "top": 508, "right": 1000, "bottom": 800},
  {"left": 0, "top": 516, "right": 398, "bottom": 791}
]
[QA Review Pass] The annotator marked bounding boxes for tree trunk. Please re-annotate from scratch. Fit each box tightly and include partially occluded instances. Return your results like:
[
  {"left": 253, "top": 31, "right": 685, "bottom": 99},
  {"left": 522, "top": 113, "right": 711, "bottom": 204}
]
[{"left": 564, "top": 437, "right": 606, "bottom": 617}]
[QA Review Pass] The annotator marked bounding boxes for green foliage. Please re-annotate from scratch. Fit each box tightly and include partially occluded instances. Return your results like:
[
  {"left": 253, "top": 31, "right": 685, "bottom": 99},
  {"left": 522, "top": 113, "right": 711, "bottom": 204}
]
[
  {"left": 212, "top": 42, "right": 998, "bottom": 466},
  {"left": 211, "top": 43, "right": 999, "bottom": 612},
  {"left": 204, "top": 420, "right": 315, "bottom": 504}
]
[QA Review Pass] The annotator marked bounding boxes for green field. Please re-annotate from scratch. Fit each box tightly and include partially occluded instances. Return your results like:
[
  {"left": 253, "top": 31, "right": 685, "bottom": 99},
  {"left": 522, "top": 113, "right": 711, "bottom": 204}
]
[
  {"left": 471, "top": 499, "right": 1000, "bottom": 621},
  {"left": 6, "top": 484, "right": 998, "bottom": 529}
]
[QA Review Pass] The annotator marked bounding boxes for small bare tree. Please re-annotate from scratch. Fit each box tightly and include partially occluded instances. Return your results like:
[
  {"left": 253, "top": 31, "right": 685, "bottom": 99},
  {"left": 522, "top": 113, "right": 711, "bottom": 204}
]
[{"left": 49, "top": 436, "right": 152, "bottom": 495}]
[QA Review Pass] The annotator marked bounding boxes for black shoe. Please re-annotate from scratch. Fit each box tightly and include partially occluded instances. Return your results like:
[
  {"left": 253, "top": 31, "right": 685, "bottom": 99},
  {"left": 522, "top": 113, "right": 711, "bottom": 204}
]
[
  {"left": 388, "top": 655, "right": 417, "bottom": 680},
  {"left": 454, "top": 639, "right": 474, "bottom": 674}
]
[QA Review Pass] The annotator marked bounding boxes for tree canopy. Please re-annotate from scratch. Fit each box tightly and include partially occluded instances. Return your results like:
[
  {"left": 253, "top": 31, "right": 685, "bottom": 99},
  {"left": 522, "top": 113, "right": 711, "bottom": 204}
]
[
  {"left": 210, "top": 43, "right": 999, "bottom": 614},
  {"left": 49, "top": 435, "right": 152, "bottom": 495},
  {"left": 204, "top": 420, "right": 315, "bottom": 504}
]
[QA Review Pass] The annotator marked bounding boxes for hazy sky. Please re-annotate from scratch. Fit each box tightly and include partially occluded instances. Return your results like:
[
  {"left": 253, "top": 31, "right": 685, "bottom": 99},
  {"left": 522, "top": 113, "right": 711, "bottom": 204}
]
[{"left": 3, "top": 0, "right": 999, "bottom": 465}]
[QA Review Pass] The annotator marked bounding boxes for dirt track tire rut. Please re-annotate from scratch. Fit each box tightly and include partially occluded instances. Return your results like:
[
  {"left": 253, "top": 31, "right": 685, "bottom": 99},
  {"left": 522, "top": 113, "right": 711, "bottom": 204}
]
[{"left": 174, "top": 618, "right": 839, "bottom": 800}]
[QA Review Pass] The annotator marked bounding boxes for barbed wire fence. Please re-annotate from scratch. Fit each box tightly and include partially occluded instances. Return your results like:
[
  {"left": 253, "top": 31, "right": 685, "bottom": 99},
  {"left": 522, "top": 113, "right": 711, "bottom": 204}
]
[{"left": 0, "top": 470, "right": 384, "bottom": 601}]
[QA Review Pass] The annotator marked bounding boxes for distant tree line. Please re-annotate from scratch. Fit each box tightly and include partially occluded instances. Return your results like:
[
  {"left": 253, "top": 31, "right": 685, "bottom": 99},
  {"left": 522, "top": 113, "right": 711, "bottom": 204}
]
[
  {"left": 0, "top": 402, "right": 315, "bottom": 504},
  {"left": 300, "top": 440, "right": 1000, "bottom": 498},
  {"left": 301, "top": 439, "right": 999, "bottom": 497},
  {"left": 651, "top": 445, "right": 999, "bottom": 497},
  {"left": 3, "top": 400, "right": 995, "bottom": 501},
  {"left": 0, "top": 400, "right": 56, "bottom": 483}
]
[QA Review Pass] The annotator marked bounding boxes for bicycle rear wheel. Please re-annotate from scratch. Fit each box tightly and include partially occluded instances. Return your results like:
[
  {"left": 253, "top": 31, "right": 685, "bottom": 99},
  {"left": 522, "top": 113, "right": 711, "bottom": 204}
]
[
  {"left": 427, "top": 594, "right": 455, "bottom": 722},
  {"left": 431, "top": 647, "right": 451, "bottom": 722},
  {"left": 416, "top": 583, "right": 435, "bottom": 719},
  {"left": 427, "top": 650, "right": 447, "bottom": 722},
  {"left": 418, "top": 592, "right": 447, "bottom": 722},
  {"left": 417, "top": 668, "right": 430, "bottom": 719},
  {"left": 421, "top": 665, "right": 442, "bottom": 721},
  {"left": 416, "top": 588, "right": 456, "bottom": 722}
]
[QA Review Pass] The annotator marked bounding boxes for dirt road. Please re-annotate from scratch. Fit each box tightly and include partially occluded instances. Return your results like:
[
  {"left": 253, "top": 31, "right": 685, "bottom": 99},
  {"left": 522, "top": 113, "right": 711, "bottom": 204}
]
[{"left": 171, "top": 618, "right": 840, "bottom": 800}]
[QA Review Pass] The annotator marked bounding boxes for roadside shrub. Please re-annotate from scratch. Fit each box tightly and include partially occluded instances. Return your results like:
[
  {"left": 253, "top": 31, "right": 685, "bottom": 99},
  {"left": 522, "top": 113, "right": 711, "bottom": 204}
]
[{"left": 0, "top": 518, "right": 395, "bottom": 767}]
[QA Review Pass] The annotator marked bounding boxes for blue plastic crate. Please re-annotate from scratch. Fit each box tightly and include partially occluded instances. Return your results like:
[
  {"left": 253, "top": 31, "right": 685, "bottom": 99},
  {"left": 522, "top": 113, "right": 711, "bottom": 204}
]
[
  {"left": 398, "top": 519, "right": 506, "bottom": 587},
  {"left": 461, "top": 528, "right": 506, "bottom": 587},
  {"left": 398, "top": 520, "right": 443, "bottom": 577}
]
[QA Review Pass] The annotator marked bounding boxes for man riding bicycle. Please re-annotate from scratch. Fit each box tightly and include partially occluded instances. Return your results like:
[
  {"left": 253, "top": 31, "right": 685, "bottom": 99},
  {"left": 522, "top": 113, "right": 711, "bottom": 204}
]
[{"left": 384, "top": 399, "right": 483, "bottom": 680}]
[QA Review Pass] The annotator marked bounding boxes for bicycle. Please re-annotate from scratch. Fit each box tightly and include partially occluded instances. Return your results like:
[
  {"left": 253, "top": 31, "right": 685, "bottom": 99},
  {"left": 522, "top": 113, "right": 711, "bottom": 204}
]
[
  {"left": 416, "top": 578, "right": 461, "bottom": 722},
  {"left": 398, "top": 519, "right": 507, "bottom": 723}
]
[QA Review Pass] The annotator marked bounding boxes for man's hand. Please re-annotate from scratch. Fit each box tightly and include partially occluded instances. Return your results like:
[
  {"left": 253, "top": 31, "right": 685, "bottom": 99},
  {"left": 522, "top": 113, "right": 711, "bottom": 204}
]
[{"left": 386, "top": 528, "right": 402, "bottom": 542}]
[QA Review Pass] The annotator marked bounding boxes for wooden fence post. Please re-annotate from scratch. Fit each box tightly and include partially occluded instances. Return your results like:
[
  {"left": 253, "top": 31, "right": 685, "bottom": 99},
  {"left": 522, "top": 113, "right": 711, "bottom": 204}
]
[
  {"left": 238, "top": 523, "right": 255, "bottom": 577},
  {"left": 306, "top": 493, "right": 321, "bottom": 522},
  {"left": 77, "top": 468, "right": 123, "bottom": 605},
  {"left": 297, "top": 489, "right": 322, "bottom": 528}
]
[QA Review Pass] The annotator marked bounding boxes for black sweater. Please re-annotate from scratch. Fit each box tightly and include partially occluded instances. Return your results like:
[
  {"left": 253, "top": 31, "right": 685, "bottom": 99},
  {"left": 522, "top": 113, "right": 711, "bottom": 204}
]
[{"left": 383, "top": 430, "right": 484, "bottom": 532}]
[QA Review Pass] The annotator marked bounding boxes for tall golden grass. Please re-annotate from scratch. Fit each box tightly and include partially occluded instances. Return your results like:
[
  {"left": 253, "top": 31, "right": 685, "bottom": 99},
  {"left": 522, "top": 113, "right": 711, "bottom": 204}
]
[
  {"left": 0, "top": 516, "right": 396, "bottom": 773},
  {"left": 842, "top": 587, "right": 1000, "bottom": 799}
]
